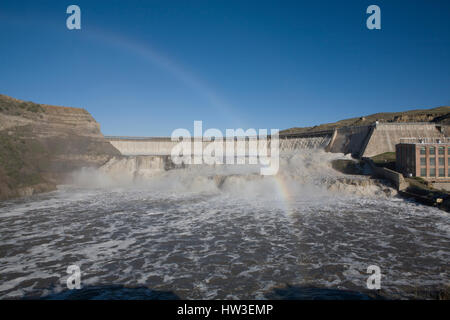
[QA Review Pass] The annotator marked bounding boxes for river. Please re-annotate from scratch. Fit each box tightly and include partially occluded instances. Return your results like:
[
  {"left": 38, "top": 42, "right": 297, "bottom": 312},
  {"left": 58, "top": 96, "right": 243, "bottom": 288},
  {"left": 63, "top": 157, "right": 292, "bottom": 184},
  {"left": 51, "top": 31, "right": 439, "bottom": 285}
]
[{"left": 0, "top": 150, "right": 448, "bottom": 299}]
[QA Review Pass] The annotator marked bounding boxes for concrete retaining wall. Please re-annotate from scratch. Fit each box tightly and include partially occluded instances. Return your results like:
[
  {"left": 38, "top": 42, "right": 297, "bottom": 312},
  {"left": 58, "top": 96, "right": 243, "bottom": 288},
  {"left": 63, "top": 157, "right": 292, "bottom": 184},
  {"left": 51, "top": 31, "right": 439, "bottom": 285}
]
[
  {"left": 364, "top": 158, "right": 408, "bottom": 191},
  {"left": 432, "top": 182, "right": 450, "bottom": 192}
]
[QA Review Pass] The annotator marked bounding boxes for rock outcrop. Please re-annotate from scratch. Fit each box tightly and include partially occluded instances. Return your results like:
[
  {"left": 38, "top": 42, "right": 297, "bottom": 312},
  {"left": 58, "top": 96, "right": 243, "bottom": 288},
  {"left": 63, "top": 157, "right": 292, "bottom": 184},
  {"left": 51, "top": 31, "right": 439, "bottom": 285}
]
[{"left": 0, "top": 94, "right": 120, "bottom": 200}]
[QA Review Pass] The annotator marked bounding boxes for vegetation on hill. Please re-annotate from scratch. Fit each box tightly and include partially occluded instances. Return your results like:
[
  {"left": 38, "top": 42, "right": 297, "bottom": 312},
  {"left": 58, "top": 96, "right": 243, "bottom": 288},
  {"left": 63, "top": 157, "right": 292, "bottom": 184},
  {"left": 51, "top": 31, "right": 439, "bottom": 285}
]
[
  {"left": 282, "top": 106, "right": 450, "bottom": 135},
  {"left": 0, "top": 126, "right": 55, "bottom": 199},
  {"left": 370, "top": 152, "right": 396, "bottom": 171},
  {"left": 0, "top": 94, "right": 45, "bottom": 115},
  {"left": 0, "top": 94, "right": 119, "bottom": 200}
]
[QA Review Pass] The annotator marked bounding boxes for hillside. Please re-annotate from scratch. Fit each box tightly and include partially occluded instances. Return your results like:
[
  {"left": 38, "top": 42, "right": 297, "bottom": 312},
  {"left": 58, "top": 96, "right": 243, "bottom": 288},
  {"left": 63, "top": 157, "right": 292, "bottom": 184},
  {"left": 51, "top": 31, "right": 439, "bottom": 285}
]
[
  {"left": 0, "top": 94, "right": 120, "bottom": 200},
  {"left": 281, "top": 106, "right": 450, "bottom": 135}
]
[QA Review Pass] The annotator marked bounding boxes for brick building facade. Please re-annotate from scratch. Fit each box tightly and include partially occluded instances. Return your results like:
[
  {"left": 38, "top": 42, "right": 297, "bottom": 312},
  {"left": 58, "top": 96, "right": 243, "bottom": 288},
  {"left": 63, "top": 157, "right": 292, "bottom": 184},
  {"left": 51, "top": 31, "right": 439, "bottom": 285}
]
[{"left": 396, "top": 140, "right": 450, "bottom": 182}]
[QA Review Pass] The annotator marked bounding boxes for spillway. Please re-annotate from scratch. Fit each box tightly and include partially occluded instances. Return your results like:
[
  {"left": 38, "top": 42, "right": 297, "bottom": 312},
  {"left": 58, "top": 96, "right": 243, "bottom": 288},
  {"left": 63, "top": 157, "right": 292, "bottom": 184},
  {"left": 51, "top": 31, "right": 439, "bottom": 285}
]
[
  {"left": 0, "top": 147, "right": 448, "bottom": 300},
  {"left": 107, "top": 135, "right": 333, "bottom": 156}
]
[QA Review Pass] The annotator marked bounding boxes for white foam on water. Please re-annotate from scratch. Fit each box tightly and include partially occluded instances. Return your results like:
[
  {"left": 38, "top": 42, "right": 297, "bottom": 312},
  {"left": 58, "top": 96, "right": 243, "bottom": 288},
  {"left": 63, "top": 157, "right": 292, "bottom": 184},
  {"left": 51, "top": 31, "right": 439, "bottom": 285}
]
[{"left": 0, "top": 150, "right": 448, "bottom": 299}]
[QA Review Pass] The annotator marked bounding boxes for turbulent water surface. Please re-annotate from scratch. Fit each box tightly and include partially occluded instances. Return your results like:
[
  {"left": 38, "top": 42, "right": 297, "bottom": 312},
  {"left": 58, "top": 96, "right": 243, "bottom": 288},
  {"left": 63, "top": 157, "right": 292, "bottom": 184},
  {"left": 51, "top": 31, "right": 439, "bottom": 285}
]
[{"left": 0, "top": 150, "right": 449, "bottom": 299}]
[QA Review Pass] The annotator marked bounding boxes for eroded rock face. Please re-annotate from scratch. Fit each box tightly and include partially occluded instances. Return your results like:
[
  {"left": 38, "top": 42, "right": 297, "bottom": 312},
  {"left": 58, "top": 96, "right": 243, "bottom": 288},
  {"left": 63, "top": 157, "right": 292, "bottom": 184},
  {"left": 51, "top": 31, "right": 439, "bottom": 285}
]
[{"left": 0, "top": 94, "right": 120, "bottom": 200}]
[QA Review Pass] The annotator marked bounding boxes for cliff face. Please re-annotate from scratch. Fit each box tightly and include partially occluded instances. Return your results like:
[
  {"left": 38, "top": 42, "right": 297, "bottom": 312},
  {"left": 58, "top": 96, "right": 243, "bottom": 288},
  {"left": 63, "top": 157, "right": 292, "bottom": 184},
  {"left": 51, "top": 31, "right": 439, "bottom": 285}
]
[{"left": 0, "top": 94, "right": 120, "bottom": 200}]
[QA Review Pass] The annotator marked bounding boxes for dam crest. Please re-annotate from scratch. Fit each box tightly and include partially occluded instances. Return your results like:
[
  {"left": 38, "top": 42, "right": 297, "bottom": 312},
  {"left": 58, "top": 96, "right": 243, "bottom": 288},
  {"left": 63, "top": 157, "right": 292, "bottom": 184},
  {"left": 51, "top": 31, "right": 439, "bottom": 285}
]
[{"left": 106, "top": 122, "right": 448, "bottom": 158}]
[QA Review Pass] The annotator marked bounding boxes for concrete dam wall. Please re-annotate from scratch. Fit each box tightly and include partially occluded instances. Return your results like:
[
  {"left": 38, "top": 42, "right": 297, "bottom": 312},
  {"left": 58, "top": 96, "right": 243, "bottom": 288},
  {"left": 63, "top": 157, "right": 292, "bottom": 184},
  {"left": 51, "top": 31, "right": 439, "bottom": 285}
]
[
  {"left": 106, "top": 123, "right": 448, "bottom": 158},
  {"left": 107, "top": 137, "right": 177, "bottom": 156},
  {"left": 360, "top": 123, "right": 447, "bottom": 157},
  {"left": 327, "top": 125, "right": 373, "bottom": 157},
  {"left": 107, "top": 135, "right": 333, "bottom": 156},
  {"left": 326, "top": 122, "right": 447, "bottom": 158}
]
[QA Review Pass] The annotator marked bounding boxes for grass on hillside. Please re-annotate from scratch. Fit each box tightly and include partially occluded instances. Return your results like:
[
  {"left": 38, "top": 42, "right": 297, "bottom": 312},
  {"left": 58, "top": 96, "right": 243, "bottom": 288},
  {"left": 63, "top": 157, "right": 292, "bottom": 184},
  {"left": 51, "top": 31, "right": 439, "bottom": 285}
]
[
  {"left": 0, "top": 94, "right": 45, "bottom": 115},
  {"left": 371, "top": 152, "right": 396, "bottom": 171},
  {"left": 0, "top": 127, "right": 49, "bottom": 189},
  {"left": 282, "top": 106, "right": 450, "bottom": 134}
]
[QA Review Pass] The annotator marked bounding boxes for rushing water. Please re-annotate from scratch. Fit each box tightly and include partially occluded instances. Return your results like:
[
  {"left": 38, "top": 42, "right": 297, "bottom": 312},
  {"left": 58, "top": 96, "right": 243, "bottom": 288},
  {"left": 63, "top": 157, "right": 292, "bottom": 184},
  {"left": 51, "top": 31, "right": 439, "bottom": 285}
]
[{"left": 0, "top": 150, "right": 449, "bottom": 299}]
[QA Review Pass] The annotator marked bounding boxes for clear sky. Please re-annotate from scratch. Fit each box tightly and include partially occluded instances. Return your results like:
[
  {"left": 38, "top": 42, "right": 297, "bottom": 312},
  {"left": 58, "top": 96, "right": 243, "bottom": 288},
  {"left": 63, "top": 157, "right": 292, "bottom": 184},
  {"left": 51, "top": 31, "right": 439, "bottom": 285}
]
[{"left": 0, "top": 0, "right": 449, "bottom": 136}]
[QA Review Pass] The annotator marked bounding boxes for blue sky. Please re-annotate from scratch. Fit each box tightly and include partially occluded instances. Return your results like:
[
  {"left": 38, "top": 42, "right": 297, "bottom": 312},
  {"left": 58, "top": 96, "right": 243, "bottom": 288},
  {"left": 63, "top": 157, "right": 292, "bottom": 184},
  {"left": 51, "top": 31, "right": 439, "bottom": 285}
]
[{"left": 0, "top": 0, "right": 449, "bottom": 136}]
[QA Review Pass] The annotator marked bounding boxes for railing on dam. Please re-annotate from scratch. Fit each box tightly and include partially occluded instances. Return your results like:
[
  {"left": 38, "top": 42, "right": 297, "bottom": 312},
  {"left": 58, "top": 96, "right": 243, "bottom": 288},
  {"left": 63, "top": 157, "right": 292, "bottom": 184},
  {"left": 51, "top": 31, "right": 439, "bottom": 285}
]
[
  {"left": 279, "top": 130, "right": 335, "bottom": 139},
  {"left": 106, "top": 136, "right": 174, "bottom": 141},
  {"left": 399, "top": 137, "right": 450, "bottom": 144}
]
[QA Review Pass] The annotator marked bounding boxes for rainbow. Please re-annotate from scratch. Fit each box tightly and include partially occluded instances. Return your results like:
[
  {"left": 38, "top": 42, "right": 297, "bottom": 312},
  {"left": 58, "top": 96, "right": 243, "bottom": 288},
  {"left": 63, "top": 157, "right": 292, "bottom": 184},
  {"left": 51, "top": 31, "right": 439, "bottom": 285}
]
[
  {"left": 0, "top": 13, "right": 242, "bottom": 126},
  {"left": 273, "top": 174, "right": 294, "bottom": 215},
  {"left": 83, "top": 27, "right": 244, "bottom": 127}
]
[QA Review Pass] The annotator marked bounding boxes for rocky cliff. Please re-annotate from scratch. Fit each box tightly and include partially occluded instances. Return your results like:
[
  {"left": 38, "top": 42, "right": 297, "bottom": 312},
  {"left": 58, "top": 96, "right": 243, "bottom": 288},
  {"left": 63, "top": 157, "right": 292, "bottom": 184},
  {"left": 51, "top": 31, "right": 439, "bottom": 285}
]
[{"left": 0, "top": 94, "right": 120, "bottom": 200}]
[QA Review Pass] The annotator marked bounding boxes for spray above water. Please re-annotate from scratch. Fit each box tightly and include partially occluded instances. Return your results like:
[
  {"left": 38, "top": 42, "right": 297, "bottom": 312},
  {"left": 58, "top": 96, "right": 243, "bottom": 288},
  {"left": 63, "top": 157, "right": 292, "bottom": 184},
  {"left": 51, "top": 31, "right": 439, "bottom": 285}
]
[{"left": 69, "top": 144, "right": 396, "bottom": 212}]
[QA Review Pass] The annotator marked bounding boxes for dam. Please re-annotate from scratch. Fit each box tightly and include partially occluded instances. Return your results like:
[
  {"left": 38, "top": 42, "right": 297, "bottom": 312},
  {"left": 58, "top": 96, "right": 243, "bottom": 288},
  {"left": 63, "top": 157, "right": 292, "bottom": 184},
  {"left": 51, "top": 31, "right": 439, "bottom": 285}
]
[
  {"left": 106, "top": 122, "right": 448, "bottom": 158},
  {"left": 105, "top": 134, "right": 334, "bottom": 156}
]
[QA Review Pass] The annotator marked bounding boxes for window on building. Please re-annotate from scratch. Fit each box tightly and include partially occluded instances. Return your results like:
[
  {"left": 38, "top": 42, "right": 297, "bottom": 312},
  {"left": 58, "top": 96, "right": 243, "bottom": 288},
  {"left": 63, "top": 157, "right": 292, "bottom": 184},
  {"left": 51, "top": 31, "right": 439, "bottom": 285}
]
[
  {"left": 430, "top": 168, "right": 436, "bottom": 176},
  {"left": 420, "top": 147, "right": 426, "bottom": 155},
  {"left": 439, "top": 168, "right": 445, "bottom": 177},
  {"left": 439, "top": 147, "right": 445, "bottom": 155},
  {"left": 439, "top": 157, "right": 445, "bottom": 166},
  {"left": 429, "top": 157, "right": 435, "bottom": 166},
  {"left": 420, "top": 157, "right": 426, "bottom": 166},
  {"left": 429, "top": 146, "right": 435, "bottom": 154},
  {"left": 448, "top": 167, "right": 450, "bottom": 177},
  {"left": 420, "top": 168, "right": 427, "bottom": 177}
]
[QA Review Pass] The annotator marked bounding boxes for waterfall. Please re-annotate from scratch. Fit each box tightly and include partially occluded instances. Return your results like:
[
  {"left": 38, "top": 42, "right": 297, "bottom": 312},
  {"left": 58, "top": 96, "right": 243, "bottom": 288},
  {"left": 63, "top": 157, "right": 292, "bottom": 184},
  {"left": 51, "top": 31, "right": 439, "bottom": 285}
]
[
  {"left": 99, "top": 155, "right": 175, "bottom": 181},
  {"left": 279, "top": 135, "right": 332, "bottom": 151}
]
